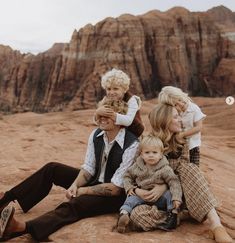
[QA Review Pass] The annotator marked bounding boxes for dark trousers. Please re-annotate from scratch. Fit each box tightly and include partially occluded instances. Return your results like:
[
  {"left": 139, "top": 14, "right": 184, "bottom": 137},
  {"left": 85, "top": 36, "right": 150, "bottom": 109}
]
[{"left": 8, "top": 162, "right": 125, "bottom": 241}]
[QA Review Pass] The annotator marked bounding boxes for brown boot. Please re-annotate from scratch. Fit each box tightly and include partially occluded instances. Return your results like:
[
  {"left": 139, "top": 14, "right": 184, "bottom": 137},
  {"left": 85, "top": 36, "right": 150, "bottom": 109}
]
[
  {"left": 209, "top": 226, "right": 233, "bottom": 243},
  {"left": 0, "top": 206, "right": 25, "bottom": 241},
  {"left": 117, "top": 214, "right": 130, "bottom": 233},
  {"left": 0, "top": 205, "right": 15, "bottom": 238}
]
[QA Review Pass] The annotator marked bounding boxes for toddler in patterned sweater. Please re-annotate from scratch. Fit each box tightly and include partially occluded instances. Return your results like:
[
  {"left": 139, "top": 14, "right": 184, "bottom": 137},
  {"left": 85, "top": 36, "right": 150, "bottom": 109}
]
[{"left": 117, "top": 135, "right": 182, "bottom": 233}]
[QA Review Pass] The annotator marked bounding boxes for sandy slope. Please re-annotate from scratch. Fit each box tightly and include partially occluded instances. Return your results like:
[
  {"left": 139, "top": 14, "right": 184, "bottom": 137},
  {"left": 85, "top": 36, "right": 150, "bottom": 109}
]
[{"left": 0, "top": 97, "right": 234, "bottom": 242}]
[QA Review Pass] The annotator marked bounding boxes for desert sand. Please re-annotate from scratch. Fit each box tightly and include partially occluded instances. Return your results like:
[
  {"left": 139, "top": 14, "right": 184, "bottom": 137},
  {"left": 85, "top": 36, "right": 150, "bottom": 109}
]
[{"left": 0, "top": 97, "right": 234, "bottom": 242}]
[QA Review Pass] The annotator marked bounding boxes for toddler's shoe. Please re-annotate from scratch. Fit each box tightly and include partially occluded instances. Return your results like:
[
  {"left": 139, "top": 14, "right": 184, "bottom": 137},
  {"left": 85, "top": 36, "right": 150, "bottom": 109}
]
[
  {"left": 158, "top": 212, "right": 177, "bottom": 231},
  {"left": 117, "top": 214, "right": 130, "bottom": 233}
]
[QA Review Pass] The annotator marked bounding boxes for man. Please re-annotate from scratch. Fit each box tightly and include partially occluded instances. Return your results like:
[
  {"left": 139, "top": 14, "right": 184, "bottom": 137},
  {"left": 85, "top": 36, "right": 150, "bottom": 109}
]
[{"left": 0, "top": 99, "right": 139, "bottom": 241}]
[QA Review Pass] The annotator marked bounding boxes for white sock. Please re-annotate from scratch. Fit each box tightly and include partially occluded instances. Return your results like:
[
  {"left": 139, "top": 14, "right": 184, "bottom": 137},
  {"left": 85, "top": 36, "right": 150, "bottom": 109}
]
[
  {"left": 120, "top": 210, "right": 129, "bottom": 215},
  {"left": 207, "top": 208, "right": 222, "bottom": 230}
]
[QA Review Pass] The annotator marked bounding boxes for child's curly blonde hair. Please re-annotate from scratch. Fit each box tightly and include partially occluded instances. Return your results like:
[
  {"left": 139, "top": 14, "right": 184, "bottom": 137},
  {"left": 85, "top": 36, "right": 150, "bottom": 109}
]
[
  {"left": 98, "top": 97, "right": 128, "bottom": 115},
  {"left": 101, "top": 68, "right": 130, "bottom": 92}
]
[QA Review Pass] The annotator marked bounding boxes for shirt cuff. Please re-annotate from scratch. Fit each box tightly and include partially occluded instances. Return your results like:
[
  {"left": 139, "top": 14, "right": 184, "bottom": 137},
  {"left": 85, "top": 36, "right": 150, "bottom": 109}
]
[{"left": 81, "top": 164, "right": 95, "bottom": 176}]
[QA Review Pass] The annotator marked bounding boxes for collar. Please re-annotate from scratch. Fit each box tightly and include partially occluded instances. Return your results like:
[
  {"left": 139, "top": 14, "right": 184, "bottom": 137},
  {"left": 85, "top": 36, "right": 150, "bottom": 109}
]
[
  {"left": 136, "top": 155, "right": 169, "bottom": 171},
  {"left": 96, "top": 128, "right": 126, "bottom": 149}
]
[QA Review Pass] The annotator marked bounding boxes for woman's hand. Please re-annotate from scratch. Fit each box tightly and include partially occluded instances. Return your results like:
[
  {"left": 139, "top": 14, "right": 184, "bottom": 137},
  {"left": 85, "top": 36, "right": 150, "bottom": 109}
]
[
  {"left": 66, "top": 183, "right": 78, "bottom": 199},
  {"left": 135, "top": 188, "right": 152, "bottom": 201},
  {"left": 142, "top": 184, "right": 168, "bottom": 202}
]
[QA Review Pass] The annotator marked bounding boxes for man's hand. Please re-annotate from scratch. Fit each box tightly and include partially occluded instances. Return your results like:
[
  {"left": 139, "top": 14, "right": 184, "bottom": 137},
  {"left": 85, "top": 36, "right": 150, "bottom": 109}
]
[
  {"left": 66, "top": 184, "right": 78, "bottom": 199},
  {"left": 76, "top": 187, "right": 88, "bottom": 197},
  {"left": 66, "top": 169, "right": 92, "bottom": 199}
]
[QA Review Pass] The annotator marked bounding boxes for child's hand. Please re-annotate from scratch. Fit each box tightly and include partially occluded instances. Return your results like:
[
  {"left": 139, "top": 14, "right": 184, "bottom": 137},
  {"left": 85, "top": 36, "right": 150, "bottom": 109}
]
[
  {"left": 173, "top": 200, "right": 181, "bottom": 209},
  {"left": 175, "top": 132, "right": 185, "bottom": 143},
  {"left": 96, "top": 106, "right": 116, "bottom": 121},
  {"left": 96, "top": 106, "right": 109, "bottom": 117},
  {"left": 127, "top": 188, "right": 136, "bottom": 196}
]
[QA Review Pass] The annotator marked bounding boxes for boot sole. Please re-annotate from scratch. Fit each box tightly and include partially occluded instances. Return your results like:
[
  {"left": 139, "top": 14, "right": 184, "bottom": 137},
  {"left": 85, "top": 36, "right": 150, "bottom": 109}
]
[{"left": 0, "top": 206, "right": 15, "bottom": 238}]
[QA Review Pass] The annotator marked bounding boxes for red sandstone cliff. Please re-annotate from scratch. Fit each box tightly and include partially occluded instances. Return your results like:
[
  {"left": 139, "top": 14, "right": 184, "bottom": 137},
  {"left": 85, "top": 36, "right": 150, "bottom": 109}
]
[{"left": 0, "top": 6, "right": 235, "bottom": 113}]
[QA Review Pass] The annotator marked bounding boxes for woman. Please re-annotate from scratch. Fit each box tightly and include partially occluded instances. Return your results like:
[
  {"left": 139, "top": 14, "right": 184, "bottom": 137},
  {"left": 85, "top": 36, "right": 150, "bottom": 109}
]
[{"left": 130, "top": 103, "right": 232, "bottom": 243}]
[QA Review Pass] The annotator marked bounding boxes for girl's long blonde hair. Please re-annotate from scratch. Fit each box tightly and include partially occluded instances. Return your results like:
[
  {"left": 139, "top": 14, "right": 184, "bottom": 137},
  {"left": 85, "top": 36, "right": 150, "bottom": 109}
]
[
  {"left": 158, "top": 86, "right": 192, "bottom": 106},
  {"left": 148, "top": 103, "right": 183, "bottom": 153}
]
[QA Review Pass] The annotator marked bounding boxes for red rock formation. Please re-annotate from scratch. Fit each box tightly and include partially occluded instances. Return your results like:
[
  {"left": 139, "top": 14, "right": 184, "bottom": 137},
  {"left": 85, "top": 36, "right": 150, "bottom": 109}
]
[
  {"left": 207, "top": 58, "right": 235, "bottom": 95},
  {"left": 0, "top": 6, "right": 235, "bottom": 113},
  {"left": 207, "top": 5, "right": 235, "bottom": 31}
]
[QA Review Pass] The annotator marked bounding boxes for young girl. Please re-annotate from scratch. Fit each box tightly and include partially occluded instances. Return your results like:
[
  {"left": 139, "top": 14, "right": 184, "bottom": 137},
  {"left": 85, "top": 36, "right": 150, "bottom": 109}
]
[
  {"left": 158, "top": 86, "right": 206, "bottom": 166},
  {"left": 95, "top": 68, "right": 144, "bottom": 137}
]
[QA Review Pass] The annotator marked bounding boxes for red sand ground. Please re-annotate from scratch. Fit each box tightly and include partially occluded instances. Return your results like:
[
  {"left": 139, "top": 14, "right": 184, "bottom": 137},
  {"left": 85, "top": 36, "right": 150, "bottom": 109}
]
[{"left": 0, "top": 97, "right": 234, "bottom": 242}]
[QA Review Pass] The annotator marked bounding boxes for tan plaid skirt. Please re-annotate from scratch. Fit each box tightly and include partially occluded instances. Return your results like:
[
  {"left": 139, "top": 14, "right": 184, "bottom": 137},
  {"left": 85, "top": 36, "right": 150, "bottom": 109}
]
[
  {"left": 130, "top": 205, "right": 167, "bottom": 231},
  {"left": 177, "top": 162, "right": 217, "bottom": 222},
  {"left": 130, "top": 145, "right": 217, "bottom": 230},
  {"left": 130, "top": 163, "right": 218, "bottom": 231}
]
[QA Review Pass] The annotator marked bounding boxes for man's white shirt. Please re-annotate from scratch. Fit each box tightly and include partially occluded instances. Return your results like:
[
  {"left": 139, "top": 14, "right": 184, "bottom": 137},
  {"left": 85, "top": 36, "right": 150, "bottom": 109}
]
[{"left": 81, "top": 128, "right": 139, "bottom": 188}]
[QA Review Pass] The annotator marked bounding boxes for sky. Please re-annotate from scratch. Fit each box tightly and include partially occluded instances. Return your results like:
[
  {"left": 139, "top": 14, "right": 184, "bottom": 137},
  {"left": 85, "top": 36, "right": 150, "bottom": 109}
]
[{"left": 0, "top": 0, "right": 234, "bottom": 54}]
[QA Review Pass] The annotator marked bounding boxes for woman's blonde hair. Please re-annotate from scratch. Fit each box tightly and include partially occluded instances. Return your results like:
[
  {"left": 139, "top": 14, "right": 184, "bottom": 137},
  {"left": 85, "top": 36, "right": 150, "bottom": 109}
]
[
  {"left": 140, "top": 134, "right": 164, "bottom": 153},
  {"left": 158, "top": 86, "right": 191, "bottom": 106},
  {"left": 148, "top": 103, "right": 183, "bottom": 153},
  {"left": 98, "top": 97, "right": 128, "bottom": 115},
  {"left": 101, "top": 68, "right": 130, "bottom": 92}
]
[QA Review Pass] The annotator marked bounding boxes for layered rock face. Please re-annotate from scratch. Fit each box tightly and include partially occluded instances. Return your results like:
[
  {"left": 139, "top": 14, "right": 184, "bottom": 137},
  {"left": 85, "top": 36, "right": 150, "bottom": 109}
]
[{"left": 0, "top": 6, "right": 235, "bottom": 113}]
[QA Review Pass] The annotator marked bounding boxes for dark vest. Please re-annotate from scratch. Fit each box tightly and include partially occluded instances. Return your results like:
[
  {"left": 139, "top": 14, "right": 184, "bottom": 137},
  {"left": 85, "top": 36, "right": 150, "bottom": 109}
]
[
  {"left": 88, "top": 128, "right": 138, "bottom": 186},
  {"left": 123, "top": 92, "right": 144, "bottom": 137}
]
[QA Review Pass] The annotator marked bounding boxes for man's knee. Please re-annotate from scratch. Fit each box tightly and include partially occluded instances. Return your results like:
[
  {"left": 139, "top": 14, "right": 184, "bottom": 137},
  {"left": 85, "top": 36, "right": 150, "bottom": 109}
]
[
  {"left": 43, "top": 162, "right": 61, "bottom": 168},
  {"left": 40, "top": 162, "right": 63, "bottom": 178},
  {"left": 41, "top": 162, "right": 64, "bottom": 172}
]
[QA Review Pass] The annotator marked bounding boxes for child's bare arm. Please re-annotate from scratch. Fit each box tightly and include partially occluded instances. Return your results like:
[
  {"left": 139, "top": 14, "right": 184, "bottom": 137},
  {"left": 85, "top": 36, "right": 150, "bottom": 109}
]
[
  {"left": 181, "top": 119, "right": 203, "bottom": 138},
  {"left": 115, "top": 96, "right": 140, "bottom": 126}
]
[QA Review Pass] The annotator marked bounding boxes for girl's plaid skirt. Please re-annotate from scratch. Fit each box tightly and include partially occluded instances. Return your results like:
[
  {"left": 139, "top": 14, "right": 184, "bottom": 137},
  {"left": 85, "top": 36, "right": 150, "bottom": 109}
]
[{"left": 189, "top": 146, "right": 200, "bottom": 166}]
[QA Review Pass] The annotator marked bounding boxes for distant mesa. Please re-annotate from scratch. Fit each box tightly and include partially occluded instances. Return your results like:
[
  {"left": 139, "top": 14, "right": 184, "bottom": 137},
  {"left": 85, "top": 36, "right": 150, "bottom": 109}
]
[{"left": 0, "top": 5, "right": 235, "bottom": 114}]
